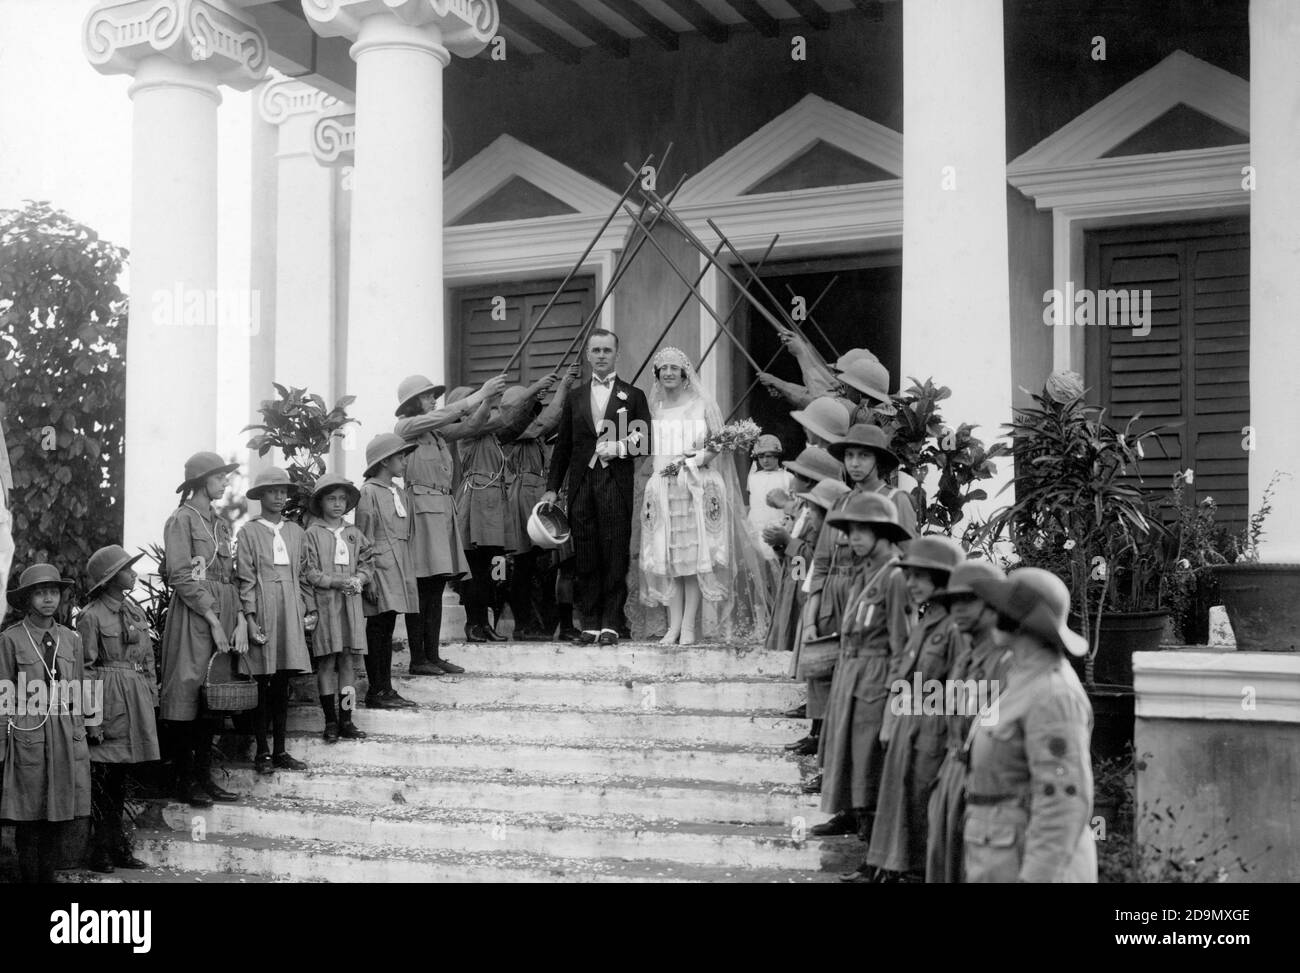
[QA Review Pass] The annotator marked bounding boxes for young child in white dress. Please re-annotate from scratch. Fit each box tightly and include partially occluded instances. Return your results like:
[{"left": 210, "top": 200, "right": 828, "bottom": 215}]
[{"left": 747, "top": 434, "right": 794, "bottom": 565}]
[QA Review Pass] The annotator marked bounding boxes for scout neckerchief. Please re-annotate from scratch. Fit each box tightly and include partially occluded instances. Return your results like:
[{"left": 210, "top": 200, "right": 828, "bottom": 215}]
[
  {"left": 387, "top": 483, "right": 407, "bottom": 518},
  {"left": 329, "top": 525, "right": 350, "bottom": 566},
  {"left": 258, "top": 517, "right": 290, "bottom": 564}
]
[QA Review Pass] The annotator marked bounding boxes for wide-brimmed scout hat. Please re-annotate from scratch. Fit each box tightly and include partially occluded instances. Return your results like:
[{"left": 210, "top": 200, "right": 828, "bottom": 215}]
[
  {"left": 828, "top": 423, "right": 901, "bottom": 475},
  {"left": 176, "top": 451, "right": 239, "bottom": 494},
  {"left": 932, "top": 559, "right": 1007, "bottom": 604},
  {"left": 833, "top": 348, "right": 878, "bottom": 372},
  {"left": 782, "top": 446, "right": 843, "bottom": 483},
  {"left": 363, "top": 433, "right": 416, "bottom": 478},
  {"left": 308, "top": 473, "right": 361, "bottom": 516},
  {"left": 7, "top": 563, "right": 74, "bottom": 609},
  {"left": 395, "top": 375, "right": 447, "bottom": 417},
  {"left": 794, "top": 479, "right": 851, "bottom": 512},
  {"left": 897, "top": 536, "right": 967, "bottom": 575},
  {"left": 823, "top": 491, "right": 912, "bottom": 544},
  {"left": 837, "top": 358, "right": 893, "bottom": 404},
  {"left": 246, "top": 467, "right": 301, "bottom": 501},
  {"left": 528, "top": 500, "right": 571, "bottom": 549},
  {"left": 86, "top": 545, "right": 145, "bottom": 596},
  {"left": 970, "top": 567, "right": 1089, "bottom": 657},
  {"left": 445, "top": 386, "right": 474, "bottom": 407},
  {"left": 752, "top": 434, "right": 783, "bottom": 457},
  {"left": 790, "top": 396, "right": 852, "bottom": 444}
]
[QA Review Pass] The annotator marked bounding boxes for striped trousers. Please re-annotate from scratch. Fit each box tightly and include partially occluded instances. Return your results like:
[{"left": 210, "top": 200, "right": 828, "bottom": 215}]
[{"left": 569, "top": 464, "right": 632, "bottom": 632}]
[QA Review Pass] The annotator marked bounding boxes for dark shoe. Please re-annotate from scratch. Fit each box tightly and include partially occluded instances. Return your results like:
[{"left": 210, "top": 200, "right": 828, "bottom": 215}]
[
  {"left": 571, "top": 631, "right": 599, "bottom": 645},
  {"left": 434, "top": 657, "right": 465, "bottom": 674},
  {"left": 464, "top": 624, "right": 489, "bottom": 643},
  {"left": 365, "top": 693, "right": 400, "bottom": 710},
  {"left": 112, "top": 853, "right": 149, "bottom": 870},
  {"left": 273, "top": 752, "right": 308, "bottom": 771},
  {"left": 557, "top": 626, "right": 582, "bottom": 642},
  {"left": 784, "top": 735, "right": 819, "bottom": 756},
  {"left": 783, "top": 703, "right": 807, "bottom": 719},
  {"left": 339, "top": 721, "right": 368, "bottom": 740},
  {"left": 839, "top": 861, "right": 878, "bottom": 883},
  {"left": 810, "top": 810, "right": 858, "bottom": 837},
  {"left": 255, "top": 753, "right": 274, "bottom": 776},
  {"left": 323, "top": 722, "right": 340, "bottom": 744},
  {"left": 484, "top": 626, "right": 507, "bottom": 642},
  {"left": 179, "top": 781, "right": 213, "bottom": 808},
  {"left": 598, "top": 630, "right": 618, "bottom": 646},
  {"left": 382, "top": 689, "right": 418, "bottom": 709},
  {"left": 88, "top": 853, "right": 116, "bottom": 874},
  {"left": 408, "top": 661, "right": 444, "bottom": 676},
  {"left": 801, "top": 773, "right": 822, "bottom": 795}
]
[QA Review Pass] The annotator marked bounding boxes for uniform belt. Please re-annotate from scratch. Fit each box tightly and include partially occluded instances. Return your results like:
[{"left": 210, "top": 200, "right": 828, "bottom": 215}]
[
  {"left": 409, "top": 484, "right": 450, "bottom": 495},
  {"left": 842, "top": 646, "right": 889, "bottom": 660},
  {"left": 97, "top": 660, "right": 147, "bottom": 673},
  {"left": 966, "top": 792, "right": 1023, "bottom": 806}
]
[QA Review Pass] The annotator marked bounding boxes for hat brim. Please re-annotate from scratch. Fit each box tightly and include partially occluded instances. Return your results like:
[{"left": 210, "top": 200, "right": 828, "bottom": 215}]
[
  {"left": 396, "top": 383, "right": 447, "bottom": 417},
  {"left": 970, "top": 577, "right": 1088, "bottom": 657},
  {"left": 822, "top": 513, "right": 911, "bottom": 544},
  {"left": 838, "top": 373, "right": 891, "bottom": 403},
  {"left": 793, "top": 490, "right": 839, "bottom": 512},
  {"left": 247, "top": 481, "right": 304, "bottom": 501},
  {"left": 828, "top": 441, "right": 900, "bottom": 474},
  {"left": 7, "top": 578, "right": 74, "bottom": 609},
  {"left": 364, "top": 443, "right": 417, "bottom": 479},
  {"left": 309, "top": 483, "right": 362, "bottom": 516},
  {"left": 897, "top": 554, "right": 958, "bottom": 574},
  {"left": 789, "top": 409, "right": 846, "bottom": 445},
  {"left": 176, "top": 462, "right": 239, "bottom": 494},
  {"left": 88, "top": 552, "right": 146, "bottom": 595},
  {"left": 783, "top": 459, "right": 842, "bottom": 483},
  {"left": 931, "top": 585, "right": 980, "bottom": 603}
]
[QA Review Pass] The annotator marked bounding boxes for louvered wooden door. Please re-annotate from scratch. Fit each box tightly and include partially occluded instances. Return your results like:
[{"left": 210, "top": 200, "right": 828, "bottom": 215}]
[
  {"left": 1085, "top": 219, "right": 1250, "bottom": 526},
  {"left": 455, "top": 276, "right": 594, "bottom": 389}
]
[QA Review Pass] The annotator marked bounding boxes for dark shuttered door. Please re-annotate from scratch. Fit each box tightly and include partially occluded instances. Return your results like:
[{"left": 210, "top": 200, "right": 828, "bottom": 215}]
[
  {"left": 455, "top": 276, "right": 594, "bottom": 388},
  {"left": 1086, "top": 219, "right": 1250, "bottom": 527}
]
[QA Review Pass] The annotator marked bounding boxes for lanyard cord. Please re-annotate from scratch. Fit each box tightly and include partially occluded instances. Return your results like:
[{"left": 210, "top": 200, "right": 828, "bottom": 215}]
[
  {"left": 183, "top": 502, "right": 222, "bottom": 573},
  {"left": 7, "top": 622, "right": 60, "bottom": 732}
]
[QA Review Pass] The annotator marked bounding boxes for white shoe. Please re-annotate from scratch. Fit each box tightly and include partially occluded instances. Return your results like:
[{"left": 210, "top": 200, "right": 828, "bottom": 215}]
[
  {"left": 659, "top": 629, "right": 681, "bottom": 646},
  {"left": 679, "top": 629, "right": 696, "bottom": 646}
]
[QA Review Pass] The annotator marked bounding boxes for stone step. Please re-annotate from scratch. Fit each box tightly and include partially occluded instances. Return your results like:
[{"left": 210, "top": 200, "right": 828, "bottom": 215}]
[
  {"left": 59, "top": 865, "right": 268, "bottom": 884},
  {"left": 218, "top": 765, "right": 824, "bottom": 826},
  {"left": 285, "top": 705, "right": 808, "bottom": 748},
  {"left": 385, "top": 642, "right": 798, "bottom": 680},
  {"left": 132, "top": 829, "right": 842, "bottom": 883},
  {"left": 232, "top": 734, "right": 806, "bottom": 786},
  {"left": 372, "top": 672, "right": 803, "bottom": 713},
  {"left": 161, "top": 798, "right": 858, "bottom": 873}
]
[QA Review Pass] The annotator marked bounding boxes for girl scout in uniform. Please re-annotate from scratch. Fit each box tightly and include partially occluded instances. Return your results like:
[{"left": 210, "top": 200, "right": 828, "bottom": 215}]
[
  {"left": 79, "top": 545, "right": 158, "bottom": 873},
  {"left": 393, "top": 373, "right": 505, "bottom": 669},
  {"left": 357, "top": 434, "right": 420, "bottom": 709},
  {"left": 963, "top": 568, "right": 1097, "bottom": 883},
  {"left": 162, "top": 452, "right": 247, "bottom": 808},
  {"left": 0, "top": 564, "right": 92, "bottom": 883},
  {"left": 859, "top": 536, "right": 965, "bottom": 883},
  {"left": 302, "top": 473, "right": 373, "bottom": 744},
  {"left": 925, "top": 559, "right": 1010, "bottom": 883},
  {"left": 809, "top": 493, "right": 912, "bottom": 841},
  {"left": 237, "top": 467, "right": 313, "bottom": 774}
]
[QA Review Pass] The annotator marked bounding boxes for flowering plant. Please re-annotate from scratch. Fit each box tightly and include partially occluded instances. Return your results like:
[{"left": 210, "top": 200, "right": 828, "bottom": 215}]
[{"left": 659, "top": 419, "right": 762, "bottom": 477}]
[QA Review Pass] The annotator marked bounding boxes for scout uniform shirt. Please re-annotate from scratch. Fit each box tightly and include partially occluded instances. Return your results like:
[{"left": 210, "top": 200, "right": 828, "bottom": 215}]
[
  {"left": 805, "top": 481, "right": 916, "bottom": 605},
  {"left": 0, "top": 621, "right": 92, "bottom": 822},
  {"left": 78, "top": 593, "right": 161, "bottom": 764},
  {"left": 235, "top": 518, "right": 312, "bottom": 676},
  {"left": 302, "top": 520, "right": 374, "bottom": 656},
  {"left": 963, "top": 647, "right": 1096, "bottom": 883},
  {"left": 502, "top": 391, "right": 567, "bottom": 556},
  {"left": 356, "top": 479, "right": 419, "bottom": 616},
  {"left": 160, "top": 502, "right": 241, "bottom": 722},
  {"left": 767, "top": 498, "right": 823, "bottom": 657},
  {"left": 456, "top": 398, "right": 537, "bottom": 552}
]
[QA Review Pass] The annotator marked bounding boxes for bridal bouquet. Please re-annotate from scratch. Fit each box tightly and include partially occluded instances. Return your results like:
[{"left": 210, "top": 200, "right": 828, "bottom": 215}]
[{"left": 659, "top": 419, "right": 763, "bottom": 477}]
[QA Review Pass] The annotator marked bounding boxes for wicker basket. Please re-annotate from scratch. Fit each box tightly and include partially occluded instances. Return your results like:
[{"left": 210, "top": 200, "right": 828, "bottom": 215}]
[
  {"left": 201, "top": 651, "right": 259, "bottom": 714},
  {"left": 794, "top": 632, "right": 841, "bottom": 681}
]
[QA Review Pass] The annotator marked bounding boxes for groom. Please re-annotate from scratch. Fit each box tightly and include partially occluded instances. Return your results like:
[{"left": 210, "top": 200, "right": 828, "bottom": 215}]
[{"left": 541, "top": 329, "right": 652, "bottom": 646}]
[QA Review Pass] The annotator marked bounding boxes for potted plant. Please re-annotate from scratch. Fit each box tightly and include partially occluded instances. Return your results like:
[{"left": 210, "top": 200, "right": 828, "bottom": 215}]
[
  {"left": 980, "top": 374, "right": 1175, "bottom": 688},
  {"left": 1162, "top": 471, "right": 1233, "bottom": 644},
  {"left": 1212, "top": 472, "right": 1298, "bottom": 652}
]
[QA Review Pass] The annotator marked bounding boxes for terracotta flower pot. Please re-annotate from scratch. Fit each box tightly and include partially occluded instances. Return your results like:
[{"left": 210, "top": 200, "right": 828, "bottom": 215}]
[
  {"left": 1071, "top": 611, "right": 1170, "bottom": 688},
  {"left": 1213, "top": 564, "right": 1300, "bottom": 652}
]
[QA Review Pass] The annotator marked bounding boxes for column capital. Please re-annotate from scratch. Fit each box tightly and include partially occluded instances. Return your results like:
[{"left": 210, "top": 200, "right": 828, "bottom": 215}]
[
  {"left": 302, "top": 0, "right": 499, "bottom": 58},
  {"left": 258, "top": 76, "right": 340, "bottom": 126},
  {"left": 312, "top": 109, "right": 356, "bottom": 167},
  {"left": 83, "top": 0, "right": 268, "bottom": 90}
]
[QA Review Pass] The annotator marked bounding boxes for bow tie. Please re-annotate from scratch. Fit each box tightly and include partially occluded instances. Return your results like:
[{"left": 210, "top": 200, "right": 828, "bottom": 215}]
[{"left": 591, "top": 375, "right": 615, "bottom": 390}]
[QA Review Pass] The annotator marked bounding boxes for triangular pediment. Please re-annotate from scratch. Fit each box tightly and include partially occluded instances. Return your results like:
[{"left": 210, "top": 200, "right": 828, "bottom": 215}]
[
  {"left": 1010, "top": 51, "right": 1248, "bottom": 172},
  {"left": 677, "top": 95, "right": 902, "bottom": 204},
  {"left": 444, "top": 135, "right": 618, "bottom": 226}
]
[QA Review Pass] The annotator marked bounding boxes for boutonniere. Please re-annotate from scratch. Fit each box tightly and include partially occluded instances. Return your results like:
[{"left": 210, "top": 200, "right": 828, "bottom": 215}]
[{"left": 616, "top": 390, "right": 628, "bottom": 401}]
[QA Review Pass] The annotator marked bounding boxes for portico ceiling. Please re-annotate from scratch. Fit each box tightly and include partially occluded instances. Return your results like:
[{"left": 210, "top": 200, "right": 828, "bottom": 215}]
[{"left": 232, "top": 0, "right": 894, "bottom": 99}]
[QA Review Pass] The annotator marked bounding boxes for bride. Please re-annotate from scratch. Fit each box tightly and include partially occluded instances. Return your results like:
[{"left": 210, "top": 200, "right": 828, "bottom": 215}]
[{"left": 640, "top": 347, "right": 770, "bottom": 645}]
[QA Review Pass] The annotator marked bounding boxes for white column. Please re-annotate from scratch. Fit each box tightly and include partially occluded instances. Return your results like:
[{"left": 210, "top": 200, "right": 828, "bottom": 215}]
[
  {"left": 1249, "top": 0, "right": 1300, "bottom": 561},
  {"left": 302, "top": 0, "right": 498, "bottom": 478},
  {"left": 901, "top": 0, "right": 1014, "bottom": 522},
  {"left": 258, "top": 77, "right": 340, "bottom": 399},
  {"left": 84, "top": 0, "right": 267, "bottom": 552}
]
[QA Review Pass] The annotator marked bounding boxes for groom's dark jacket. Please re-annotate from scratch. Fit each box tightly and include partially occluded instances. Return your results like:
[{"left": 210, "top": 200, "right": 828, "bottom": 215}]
[{"left": 546, "top": 374, "right": 652, "bottom": 505}]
